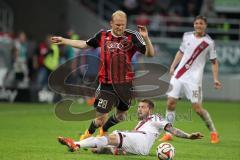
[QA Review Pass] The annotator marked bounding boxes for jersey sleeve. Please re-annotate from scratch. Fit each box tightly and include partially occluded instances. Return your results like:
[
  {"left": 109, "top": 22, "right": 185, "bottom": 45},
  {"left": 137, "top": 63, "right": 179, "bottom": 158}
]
[
  {"left": 152, "top": 115, "right": 170, "bottom": 130},
  {"left": 132, "top": 30, "right": 146, "bottom": 54},
  {"left": 86, "top": 30, "right": 102, "bottom": 48},
  {"left": 179, "top": 32, "right": 187, "bottom": 53},
  {"left": 208, "top": 41, "right": 217, "bottom": 60}
]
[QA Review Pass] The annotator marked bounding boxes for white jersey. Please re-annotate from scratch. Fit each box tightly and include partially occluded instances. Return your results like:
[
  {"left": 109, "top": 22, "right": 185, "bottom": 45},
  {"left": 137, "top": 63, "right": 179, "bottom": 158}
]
[
  {"left": 174, "top": 31, "right": 217, "bottom": 86},
  {"left": 134, "top": 114, "right": 169, "bottom": 136},
  {"left": 114, "top": 114, "right": 169, "bottom": 155}
]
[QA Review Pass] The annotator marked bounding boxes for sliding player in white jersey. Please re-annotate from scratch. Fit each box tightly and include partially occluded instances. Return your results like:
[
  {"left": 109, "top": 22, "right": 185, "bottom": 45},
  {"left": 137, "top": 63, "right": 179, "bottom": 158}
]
[
  {"left": 160, "top": 16, "right": 222, "bottom": 144},
  {"left": 58, "top": 99, "right": 203, "bottom": 155}
]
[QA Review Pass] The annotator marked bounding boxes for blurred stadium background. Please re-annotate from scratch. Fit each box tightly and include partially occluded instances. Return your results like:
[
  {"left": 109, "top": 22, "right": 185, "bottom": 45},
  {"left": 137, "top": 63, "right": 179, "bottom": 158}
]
[
  {"left": 0, "top": 0, "right": 240, "bottom": 102},
  {"left": 0, "top": 0, "right": 240, "bottom": 159},
  {"left": 0, "top": 0, "right": 239, "bottom": 102}
]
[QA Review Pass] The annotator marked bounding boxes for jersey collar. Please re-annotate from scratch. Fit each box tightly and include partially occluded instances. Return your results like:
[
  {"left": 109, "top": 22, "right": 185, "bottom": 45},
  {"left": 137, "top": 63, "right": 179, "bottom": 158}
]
[
  {"left": 193, "top": 31, "right": 206, "bottom": 38},
  {"left": 111, "top": 30, "right": 124, "bottom": 38}
]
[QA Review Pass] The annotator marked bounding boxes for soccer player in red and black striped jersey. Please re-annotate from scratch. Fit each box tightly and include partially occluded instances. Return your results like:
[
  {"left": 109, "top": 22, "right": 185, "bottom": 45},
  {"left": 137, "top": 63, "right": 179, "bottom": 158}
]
[{"left": 51, "top": 10, "right": 154, "bottom": 140}]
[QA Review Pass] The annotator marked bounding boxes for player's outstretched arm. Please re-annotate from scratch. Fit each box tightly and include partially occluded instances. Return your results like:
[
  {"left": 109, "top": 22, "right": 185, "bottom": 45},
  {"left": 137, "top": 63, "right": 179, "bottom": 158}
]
[
  {"left": 137, "top": 25, "right": 155, "bottom": 57},
  {"left": 51, "top": 36, "right": 90, "bottom": 49},
  {"left": 165, "top": 124, "right": 203, "bottom": 140}
]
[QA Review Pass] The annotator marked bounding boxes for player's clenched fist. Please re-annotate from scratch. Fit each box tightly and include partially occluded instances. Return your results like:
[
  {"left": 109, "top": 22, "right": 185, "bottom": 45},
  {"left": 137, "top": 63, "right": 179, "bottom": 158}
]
[
  {"left": 51, "top": 36, "right": 64, "bottom": 44},
  {"left": 214, "top": 80, "right": 222, "bottom": 90}
]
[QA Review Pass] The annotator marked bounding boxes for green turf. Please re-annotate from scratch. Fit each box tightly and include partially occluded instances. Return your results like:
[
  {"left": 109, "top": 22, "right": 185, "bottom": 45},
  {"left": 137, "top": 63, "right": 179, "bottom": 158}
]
[{"left": 0, "top": 100, "right": 239, "bottom": 160}]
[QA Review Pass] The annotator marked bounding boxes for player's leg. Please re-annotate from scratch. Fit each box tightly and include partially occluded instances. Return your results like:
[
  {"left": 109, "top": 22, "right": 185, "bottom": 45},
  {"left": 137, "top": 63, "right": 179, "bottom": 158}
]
[
  {"left": 101, "top": 108, "right": 128, "bottom": 136},
  {"left": 58, "top": 133, "right": 119, "bottom": 152},
  {"left": 185, "top": 84, "right": 219, "bottom": 143},
  {"left": 165, "top": 78, "right": 183, "bottom": 124},
  {"left": 78, "top": 134, "right": 118, "bottom": 148},
  {"left": 80, "top": 112, "right": 108, "bottom": 140},
  {"left": 159, "top": 97, "right": 177, "bottom": 141},
  {"left": 166, "top": 97, "right": 177, "bottom": 124},
  {"left": 100, "top": 83, "right": 131, "bottom": 136},
  {"left": 118, "top": 131, "right": 150, "bottom": 155},
  {"left": 160, "top": 78, "right": 182, "bottom": 142},
  {"left": 81, "top": 84, "right": 117, "bottom": 140},
  {"left": 192, "top": 102, "right": 219, "bottom": 143}
]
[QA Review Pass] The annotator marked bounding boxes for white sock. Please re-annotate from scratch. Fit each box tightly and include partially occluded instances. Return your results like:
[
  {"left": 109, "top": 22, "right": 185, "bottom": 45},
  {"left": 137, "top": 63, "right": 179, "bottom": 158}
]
[
  {"left": 165, "top": 110, "right": 176, "bottom": 136},
  {"left": 166, "top": 110, "right": 176, "bottom": 125},
  {"left": 74, "top": 136, "right": 108, "bottom": 148}
]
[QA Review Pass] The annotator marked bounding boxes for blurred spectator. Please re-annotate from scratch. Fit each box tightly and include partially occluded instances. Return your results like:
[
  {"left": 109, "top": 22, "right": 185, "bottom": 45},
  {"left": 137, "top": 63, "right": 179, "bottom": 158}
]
[
  {"left": 149, "top": 12, "right": 166, "bottom": 37},
  {"left": 66, "top": 29, "right": 80, "bottom": 59},
  {"left": 216, "top": 14, "right": 230, "bottom": 42},
  {"left": 36, "top": 35, "right": 59, "bottom": 89},
  {"left": 183, "top": 0, "right": 202, "bottom": 17},
  {"left": 26, "top": 35, "right": 37, "bottom": 83},
  {"left": 134, "top": 12, "right": 150, "bottom": 26},
  {"left": 0, "top": 33, "right": 13, "bottom": 87},
  {"left": 61, "top": 29, "right": 81, "bottom": 84},
  {"left": 139, "top": 0, "right": 157, "bottom": 14},
  {"left": 10, "top": 31, "right": 29, "bottom": 88},
  {"left": 59, "top": 45, "right": 74, "bottom": 64},
  {"left": 201, "top": 0, "right": 217, "bottom": 18},
  {"left": 169, "top": 0, "right": 184, "bottom": 16},
  {"left": 155, "top": 0, "right": 171, "bottom": 14},
  {"left": 166, "top": 10, "right": 182, "bottom": 37},
  {"left": 0, "top": 32, "right": 13, "bottom": 45},
  {"left": 121, "top": 0, "right": 139, "bottom": 15},
  {"left": 67, "top": 29, "right": 79, "bottom": 40}
]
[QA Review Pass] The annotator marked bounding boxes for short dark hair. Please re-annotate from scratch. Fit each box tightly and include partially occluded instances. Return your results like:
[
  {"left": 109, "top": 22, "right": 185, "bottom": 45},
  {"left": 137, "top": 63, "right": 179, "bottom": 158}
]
[
  {"left": 194, "top": 15, "right": 207, "bottom": 24},
  {"left": 140, "top": 99, "right": 154, "bottom": 109}
]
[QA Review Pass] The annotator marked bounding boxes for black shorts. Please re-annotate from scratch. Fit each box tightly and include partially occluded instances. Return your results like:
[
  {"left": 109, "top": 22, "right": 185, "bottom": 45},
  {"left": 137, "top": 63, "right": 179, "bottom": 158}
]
[{"left": 94, "top": 83, "right": 132, "bottom": 113}]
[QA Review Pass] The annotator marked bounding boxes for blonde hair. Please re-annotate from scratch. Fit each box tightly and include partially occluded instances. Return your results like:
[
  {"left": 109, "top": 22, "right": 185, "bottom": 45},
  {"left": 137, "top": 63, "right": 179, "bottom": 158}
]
[{"left": 111, "top": 10, "right": 127, "bottom": 20}]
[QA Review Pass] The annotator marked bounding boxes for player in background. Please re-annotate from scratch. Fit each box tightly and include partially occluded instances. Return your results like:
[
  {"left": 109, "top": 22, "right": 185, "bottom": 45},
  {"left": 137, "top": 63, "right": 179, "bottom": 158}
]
[
  {"left": 51, "top": 10, "right": 154, "bottom": 140},
  {"left": 58, "top": 99, "right": 203, "bottom": 155},
  {"left": 159, "top": 16, "right": 222, "bottom": 144}
]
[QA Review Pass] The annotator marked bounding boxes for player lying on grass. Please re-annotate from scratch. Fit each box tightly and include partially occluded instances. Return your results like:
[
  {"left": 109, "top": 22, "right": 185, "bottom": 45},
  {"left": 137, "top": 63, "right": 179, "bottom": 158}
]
[{"left": 58, "top": 99, "right": 203, "bottom": 155}]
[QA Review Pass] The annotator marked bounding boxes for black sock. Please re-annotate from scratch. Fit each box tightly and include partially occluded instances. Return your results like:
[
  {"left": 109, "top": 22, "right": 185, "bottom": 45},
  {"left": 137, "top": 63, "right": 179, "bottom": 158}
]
[
  {"left": 102, "top": 114, "right": 119, "bottom": 132},
  {"left": 88, "top": 120, "right": 98, "bottom": 134}
]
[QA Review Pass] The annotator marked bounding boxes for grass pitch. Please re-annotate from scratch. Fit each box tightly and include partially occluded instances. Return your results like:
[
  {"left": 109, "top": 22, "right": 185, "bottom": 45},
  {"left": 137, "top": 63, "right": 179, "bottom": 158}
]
[{"left": 0, "top": 100, "right": 239, "bottom": 160}]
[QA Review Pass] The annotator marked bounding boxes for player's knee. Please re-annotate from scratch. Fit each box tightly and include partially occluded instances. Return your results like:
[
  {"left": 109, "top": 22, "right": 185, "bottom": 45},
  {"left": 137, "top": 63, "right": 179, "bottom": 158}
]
[
  {"left": 94, "top": 119, "right": 103, "bottom": 127},
  {"left": 95, "top": 116, "right": 106, "bottom": 127},
  {"left": 195, "top": 109, "right": 202, "bottom": 115},
  {"left": 167, "top": 99, "right": 176, "bottom": 110},
  {"left": 192, "top": 104, "right": 204, "bottom": 115}
]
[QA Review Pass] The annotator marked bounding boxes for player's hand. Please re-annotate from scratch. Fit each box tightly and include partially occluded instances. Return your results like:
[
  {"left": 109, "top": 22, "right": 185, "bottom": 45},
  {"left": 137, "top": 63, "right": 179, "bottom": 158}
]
[
  {"left": 189, "top": 132, "right": 204, "bottom": 140},
  {"left": 137, "top": 25, "right": 148, "bottom": 39},
  {"left": 51, "top": 36, "right": 64, "bottom": 45},
  {"left": 214, "top": 80, "right": 222, "bottom": 89}
]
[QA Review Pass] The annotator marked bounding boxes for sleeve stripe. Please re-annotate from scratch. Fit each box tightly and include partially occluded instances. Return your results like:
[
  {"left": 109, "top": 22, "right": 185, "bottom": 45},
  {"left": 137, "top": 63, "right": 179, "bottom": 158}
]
[
  {"left": 87, "top": 30, "right": 103, "bottom": 42},
  {"left": 179, "top": 49, "right": 184, "bottom": 54},
  {"left": 125, "top": 29, "right": 146, "bottom": 45}
]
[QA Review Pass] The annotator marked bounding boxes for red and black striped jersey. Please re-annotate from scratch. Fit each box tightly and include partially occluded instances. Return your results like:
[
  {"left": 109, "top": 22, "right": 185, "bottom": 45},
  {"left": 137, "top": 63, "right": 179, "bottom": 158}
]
[{"left": 86, "top": 29, "right": 146, "bottom": 84}]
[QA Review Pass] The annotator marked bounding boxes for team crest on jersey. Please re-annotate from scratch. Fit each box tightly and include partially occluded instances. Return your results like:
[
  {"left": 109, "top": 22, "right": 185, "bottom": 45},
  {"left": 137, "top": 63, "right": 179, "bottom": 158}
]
[
  {"left": 185, "top": 64, "right": 190, "bottom": 69},
  {"left": 199, "top": 44, "right": 204, "bottom": 49},
  {"left": 105, "top": 39, "right": 133, "bottom": 51}
]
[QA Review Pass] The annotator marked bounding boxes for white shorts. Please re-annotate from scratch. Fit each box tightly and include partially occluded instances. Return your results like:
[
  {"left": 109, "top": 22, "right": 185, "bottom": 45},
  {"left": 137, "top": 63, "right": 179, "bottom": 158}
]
[
  {"left": 113, "top": 131, "right": 154, "bottom": 155},
  {"left": 167, "top": 77, "right": 202, "bottom": 103}
]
